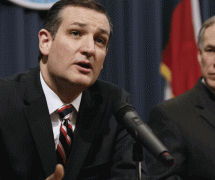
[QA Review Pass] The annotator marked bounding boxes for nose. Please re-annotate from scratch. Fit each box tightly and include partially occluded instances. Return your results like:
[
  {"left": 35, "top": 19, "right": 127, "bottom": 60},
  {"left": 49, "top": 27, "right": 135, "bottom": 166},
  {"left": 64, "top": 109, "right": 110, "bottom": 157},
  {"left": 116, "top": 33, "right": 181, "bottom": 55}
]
[{"left": 80, "top": 35, "right": 96, "bottom": 58}]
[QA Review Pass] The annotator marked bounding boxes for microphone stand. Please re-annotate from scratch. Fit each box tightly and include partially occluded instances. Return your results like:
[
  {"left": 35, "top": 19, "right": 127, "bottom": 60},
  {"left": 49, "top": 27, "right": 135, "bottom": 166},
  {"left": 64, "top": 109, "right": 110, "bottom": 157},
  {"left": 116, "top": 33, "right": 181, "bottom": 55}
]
[{"left": 133, "top": 141, "right": 144, "bottom": 180}]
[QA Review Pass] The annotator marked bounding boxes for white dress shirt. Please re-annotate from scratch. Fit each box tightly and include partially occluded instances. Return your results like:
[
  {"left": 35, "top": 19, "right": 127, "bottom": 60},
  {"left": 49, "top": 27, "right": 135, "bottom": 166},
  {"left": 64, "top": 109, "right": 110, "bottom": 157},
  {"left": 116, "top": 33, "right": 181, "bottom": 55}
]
[{"left": 40, "top": 72, "right": 82, "bottom": 149}]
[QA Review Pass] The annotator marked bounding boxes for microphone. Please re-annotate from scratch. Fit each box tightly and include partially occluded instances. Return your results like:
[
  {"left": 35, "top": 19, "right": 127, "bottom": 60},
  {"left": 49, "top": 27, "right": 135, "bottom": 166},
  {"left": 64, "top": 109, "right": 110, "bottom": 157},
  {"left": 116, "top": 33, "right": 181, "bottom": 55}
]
[{"left": 113, "top": 101, "right": 174, "bottom": 167}]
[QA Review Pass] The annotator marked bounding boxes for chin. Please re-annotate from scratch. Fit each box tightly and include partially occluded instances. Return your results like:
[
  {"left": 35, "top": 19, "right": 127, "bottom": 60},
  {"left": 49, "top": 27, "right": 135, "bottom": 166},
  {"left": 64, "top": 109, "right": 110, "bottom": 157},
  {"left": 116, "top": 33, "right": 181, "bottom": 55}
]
[
  {"left": 206, "top": 79, "right": 215, "bottom": 90},
  {"left": 75, "top": 77, "right": 96, "bottom": 88}
]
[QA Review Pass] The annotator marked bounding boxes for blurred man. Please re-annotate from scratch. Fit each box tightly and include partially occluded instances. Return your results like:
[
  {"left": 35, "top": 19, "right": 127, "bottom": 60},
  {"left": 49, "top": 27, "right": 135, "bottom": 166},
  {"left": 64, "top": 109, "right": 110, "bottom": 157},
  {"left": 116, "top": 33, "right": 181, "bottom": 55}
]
[
  {"left": 0, "top": 0, "right": 146, "bottom": 179},
  {"left": 146, "top": 15, "right": 215, "bottom": 179}
]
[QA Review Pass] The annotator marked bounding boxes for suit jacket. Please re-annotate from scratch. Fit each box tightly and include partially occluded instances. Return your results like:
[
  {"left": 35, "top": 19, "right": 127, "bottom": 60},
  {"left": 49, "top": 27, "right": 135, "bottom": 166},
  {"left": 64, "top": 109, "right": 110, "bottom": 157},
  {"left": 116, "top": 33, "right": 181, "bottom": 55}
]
[
  {"left": 146, "top": 78, "right": 215, "bottom": 180},
  {"left": 0, "top": 67, "right": 146, "bottom": 180}
]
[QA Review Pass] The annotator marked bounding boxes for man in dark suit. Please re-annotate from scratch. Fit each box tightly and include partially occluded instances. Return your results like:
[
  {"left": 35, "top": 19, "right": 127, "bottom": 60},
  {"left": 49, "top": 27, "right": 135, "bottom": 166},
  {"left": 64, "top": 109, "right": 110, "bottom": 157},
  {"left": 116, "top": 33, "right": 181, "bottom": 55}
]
[
  {"left": 145, "top": 15, "right": 215, "bottom": 179},
  {"left": 0, "top": 0, "right": 147, "bottom": 179}
]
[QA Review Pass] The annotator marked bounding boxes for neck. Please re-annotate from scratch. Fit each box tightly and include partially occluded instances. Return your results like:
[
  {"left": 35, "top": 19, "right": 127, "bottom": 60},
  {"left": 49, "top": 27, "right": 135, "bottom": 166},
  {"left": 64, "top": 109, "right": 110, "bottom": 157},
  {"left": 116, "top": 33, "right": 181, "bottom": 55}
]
[
  {"left": 40, "top": 62, "right": 85, "bottom": 104},
  {"left": 54, "top": 80, "right": 83, "bottom": 103}
]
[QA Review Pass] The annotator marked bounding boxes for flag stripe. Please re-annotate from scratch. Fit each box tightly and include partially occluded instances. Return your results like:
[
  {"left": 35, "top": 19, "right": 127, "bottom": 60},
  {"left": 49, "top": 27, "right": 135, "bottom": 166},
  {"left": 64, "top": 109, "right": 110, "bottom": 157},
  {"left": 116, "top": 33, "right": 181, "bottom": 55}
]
[
  {"left": 161, "top": 0, "right": 202, "bottom": 99},
  {"left": 191, "top": 0, "right": 202, "bottom": 41}
]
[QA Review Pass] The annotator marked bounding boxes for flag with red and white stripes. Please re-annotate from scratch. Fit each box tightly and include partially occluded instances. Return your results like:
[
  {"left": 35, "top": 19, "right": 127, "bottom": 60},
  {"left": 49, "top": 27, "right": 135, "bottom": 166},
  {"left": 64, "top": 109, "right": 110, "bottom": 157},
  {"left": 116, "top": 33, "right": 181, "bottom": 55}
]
[{"left": 160, "top": 0, "right": 202, "bottom": 99}]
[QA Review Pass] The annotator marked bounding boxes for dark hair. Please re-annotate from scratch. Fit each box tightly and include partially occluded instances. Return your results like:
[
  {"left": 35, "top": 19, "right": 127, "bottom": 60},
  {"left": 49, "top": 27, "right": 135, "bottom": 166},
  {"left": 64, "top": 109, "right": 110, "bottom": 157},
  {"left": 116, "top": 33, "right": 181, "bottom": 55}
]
[{"left": 38, "top": 0, "right": 113, "bottom": 61}]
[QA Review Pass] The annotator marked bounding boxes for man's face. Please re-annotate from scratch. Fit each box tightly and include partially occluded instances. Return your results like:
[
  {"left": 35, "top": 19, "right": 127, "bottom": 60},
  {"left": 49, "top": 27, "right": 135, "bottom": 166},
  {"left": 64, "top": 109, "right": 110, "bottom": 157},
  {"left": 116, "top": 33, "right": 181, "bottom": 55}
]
[
  {"left": 40, "top": 6, "right": 110, "bottom": 91},
  {"left": 198, "top": 24, "right": 215, "bottom": 90}
]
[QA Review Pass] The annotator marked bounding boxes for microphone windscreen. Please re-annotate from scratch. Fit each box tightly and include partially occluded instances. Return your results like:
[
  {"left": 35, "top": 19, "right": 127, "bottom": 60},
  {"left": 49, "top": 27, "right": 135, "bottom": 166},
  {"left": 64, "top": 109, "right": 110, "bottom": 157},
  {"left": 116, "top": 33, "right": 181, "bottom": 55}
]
[{"left": 113, "top": 101, "right": 135, "bottom": 123}]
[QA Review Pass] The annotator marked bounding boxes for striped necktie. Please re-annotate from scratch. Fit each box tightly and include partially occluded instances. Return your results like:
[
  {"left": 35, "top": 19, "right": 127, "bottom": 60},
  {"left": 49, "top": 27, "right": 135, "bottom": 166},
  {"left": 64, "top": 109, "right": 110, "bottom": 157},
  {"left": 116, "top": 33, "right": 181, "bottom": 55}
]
[{"left": 56, "top": 104, "right": 74, "bottom": 166}]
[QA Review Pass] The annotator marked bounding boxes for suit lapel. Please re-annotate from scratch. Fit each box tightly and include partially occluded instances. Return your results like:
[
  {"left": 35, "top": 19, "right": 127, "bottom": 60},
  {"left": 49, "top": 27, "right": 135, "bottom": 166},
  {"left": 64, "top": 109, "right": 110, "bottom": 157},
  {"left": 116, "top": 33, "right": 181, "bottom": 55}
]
[
  {"left": 21, "top": 67, "right": 56, "bottom": 177},
  {"left": 194, "top": 79, "right": 215, "bottom": 129},
  {"left": 199, "top": 108, "right": 215, "bottom": 128},
  {"left": 20, "top": 69, "right": 111, "bottom": 179},
  {"left": 64, "top": 85, "right": 106, "bottom": 180}
]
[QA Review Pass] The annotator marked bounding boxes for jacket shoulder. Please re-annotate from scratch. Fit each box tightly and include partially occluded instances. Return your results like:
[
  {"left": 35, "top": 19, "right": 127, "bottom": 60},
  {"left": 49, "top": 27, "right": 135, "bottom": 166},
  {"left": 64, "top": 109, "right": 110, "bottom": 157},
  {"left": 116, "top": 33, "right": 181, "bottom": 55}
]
[
  {"left": 89, "top": 80, "right": 131, "bottom": 104},
  {"left": 93, "top": 80, "right": 129, "bottom": 95},
  {"left": 0, "top": 67, "right": 40, "bottom": 101},
  {"left": 150, "top": 86, "right": 200, "bottom": 120}
]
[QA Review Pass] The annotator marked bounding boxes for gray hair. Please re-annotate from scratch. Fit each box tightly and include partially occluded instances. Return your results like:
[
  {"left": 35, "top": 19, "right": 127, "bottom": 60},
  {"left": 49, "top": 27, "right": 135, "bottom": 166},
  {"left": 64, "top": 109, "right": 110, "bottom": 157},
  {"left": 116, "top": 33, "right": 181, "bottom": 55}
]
[{"left": 198, "top": 15, "right": 215, "bottom": 52}]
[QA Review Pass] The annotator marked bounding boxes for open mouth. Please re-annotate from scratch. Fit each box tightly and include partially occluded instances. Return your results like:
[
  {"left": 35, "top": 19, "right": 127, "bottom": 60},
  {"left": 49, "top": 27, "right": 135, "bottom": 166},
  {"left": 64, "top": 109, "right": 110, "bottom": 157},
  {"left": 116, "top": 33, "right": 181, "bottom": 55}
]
[{"left": 78, "top": 63, "right": 91, "bottom": 69}]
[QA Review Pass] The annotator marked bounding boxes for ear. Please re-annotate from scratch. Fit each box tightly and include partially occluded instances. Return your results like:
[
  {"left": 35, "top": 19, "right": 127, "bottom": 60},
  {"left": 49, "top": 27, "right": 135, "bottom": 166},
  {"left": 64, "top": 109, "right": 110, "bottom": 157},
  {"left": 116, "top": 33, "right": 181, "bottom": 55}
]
[
  {"left": 197, "top": 51, "right": 203, "bottom": 66},
  {"left": 38, "top": 29, "right": 53, "bottom": 56}
]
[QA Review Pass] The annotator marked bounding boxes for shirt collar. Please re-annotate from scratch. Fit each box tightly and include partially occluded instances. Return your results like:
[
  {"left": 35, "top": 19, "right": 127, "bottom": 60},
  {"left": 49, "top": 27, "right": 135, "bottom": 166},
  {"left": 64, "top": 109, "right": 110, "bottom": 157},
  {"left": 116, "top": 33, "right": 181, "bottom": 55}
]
[
  {"left": 201, "top": 77, "right": 215, "bottom": 94},
  {"left": 40, "top": 72, "right": 82, "bottom": 114}
]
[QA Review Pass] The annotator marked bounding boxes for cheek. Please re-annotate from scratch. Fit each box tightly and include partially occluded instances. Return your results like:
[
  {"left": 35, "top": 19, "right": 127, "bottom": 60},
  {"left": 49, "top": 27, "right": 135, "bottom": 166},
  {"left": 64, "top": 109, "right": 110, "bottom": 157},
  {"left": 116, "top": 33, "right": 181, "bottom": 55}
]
[
  {"left": 56, "top": 45, "right": 71, "bottom": 58},
  {"left": 52, "top": 38, "right": 75, "bottom": 56},
  {"left": 96, "top": 56, "right": 105, "bottom": 71},
  {"left": 200, "top": 58, "right": 210, "bottom": 68}
]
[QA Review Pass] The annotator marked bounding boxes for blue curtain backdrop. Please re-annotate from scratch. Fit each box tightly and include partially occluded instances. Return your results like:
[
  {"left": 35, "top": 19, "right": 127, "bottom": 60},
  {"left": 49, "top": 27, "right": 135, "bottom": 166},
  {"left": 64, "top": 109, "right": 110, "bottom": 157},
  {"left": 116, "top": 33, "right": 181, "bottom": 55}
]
[{"left": 0, "top": 0, "right": 215, "bottom": 123}]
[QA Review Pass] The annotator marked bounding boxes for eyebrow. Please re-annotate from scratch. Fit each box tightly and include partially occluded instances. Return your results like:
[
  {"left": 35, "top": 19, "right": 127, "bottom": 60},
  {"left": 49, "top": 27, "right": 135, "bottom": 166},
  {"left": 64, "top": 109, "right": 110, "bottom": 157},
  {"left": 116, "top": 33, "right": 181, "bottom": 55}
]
[
  {"left": 71, "top": 22, "right": 110, "bottom": 36},
  {"left": 205, "top": 44, "right": 215, "bottom": 49}
]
